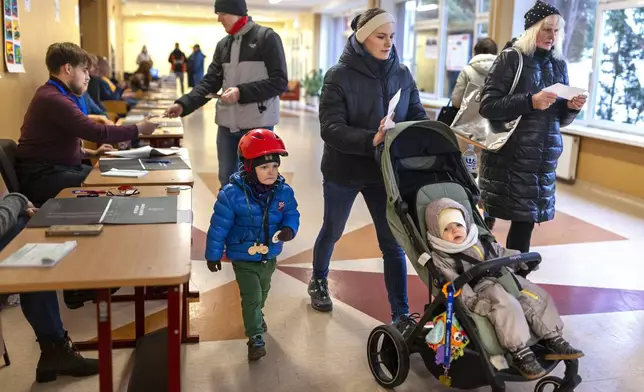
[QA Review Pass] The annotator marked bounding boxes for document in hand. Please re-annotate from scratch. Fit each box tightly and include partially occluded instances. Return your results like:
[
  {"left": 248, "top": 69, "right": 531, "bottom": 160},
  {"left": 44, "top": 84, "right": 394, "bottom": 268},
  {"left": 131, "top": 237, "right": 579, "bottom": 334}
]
[
  {"left": 384, "top": 89, "right": 401, "bottom": 130},
  {"left": 543, "top": 83, "right": 588, "bottom": 100},
  {"left": 0, "top": 241, "right": 77, "bottom": 268},
  {"left": 105, "top": 145, "right": 178, "bottom": 158},
  {"left": 101, "top": 169, "right": 149, "bottom": 178}
]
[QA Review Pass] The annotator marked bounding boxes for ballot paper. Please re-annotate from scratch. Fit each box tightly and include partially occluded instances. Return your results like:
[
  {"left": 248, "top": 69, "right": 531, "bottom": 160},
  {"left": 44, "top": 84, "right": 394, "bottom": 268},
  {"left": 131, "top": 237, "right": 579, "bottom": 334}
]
[
  {"left": 0, "top": 241, "right": 77, "bottom": 268},
  {"left": 101, "top": 169, "right": 149, "bottom": 178},
  {"left": 105, "top": 145, "right": 178, "bottom": 159},
  {"left": 543, "top": 83, "right": 588, "bottom": 100},
  {"left": 384, "top": 89, "right": 401, "bottom": 130}
]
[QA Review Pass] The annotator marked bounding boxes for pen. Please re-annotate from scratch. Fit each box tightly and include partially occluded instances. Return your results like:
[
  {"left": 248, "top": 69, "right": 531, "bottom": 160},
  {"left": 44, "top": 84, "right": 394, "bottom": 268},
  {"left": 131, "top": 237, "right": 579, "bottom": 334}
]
[
  {"left": 72, "top": 190, "right": 106, "bottom": 194},
  {"left": 145, "top": 160, "right": 171, "bottom": 164}
]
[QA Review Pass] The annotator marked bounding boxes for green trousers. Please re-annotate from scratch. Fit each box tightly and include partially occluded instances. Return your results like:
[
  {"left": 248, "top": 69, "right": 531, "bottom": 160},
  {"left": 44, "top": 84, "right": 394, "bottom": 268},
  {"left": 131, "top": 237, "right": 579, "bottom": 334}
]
[{"left": 232, "top": 258, "right": 277, "bottom": 338}]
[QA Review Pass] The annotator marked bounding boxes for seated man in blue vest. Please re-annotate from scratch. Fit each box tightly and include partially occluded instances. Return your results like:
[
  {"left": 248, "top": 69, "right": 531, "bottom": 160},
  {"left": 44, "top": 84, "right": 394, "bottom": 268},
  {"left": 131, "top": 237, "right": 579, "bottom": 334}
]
[
  {"left": 15, "top": 42, "right": 157, "bottom": 206},
  {"left": 0, "top": 184, "right": 98, "bottom": 383}
]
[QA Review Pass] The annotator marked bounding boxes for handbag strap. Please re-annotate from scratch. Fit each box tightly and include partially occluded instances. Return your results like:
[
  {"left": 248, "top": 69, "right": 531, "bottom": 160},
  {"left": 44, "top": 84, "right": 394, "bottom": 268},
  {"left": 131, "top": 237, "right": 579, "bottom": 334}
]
[{"left": 508, "top": 47, "right": 524, "bottom": 95}]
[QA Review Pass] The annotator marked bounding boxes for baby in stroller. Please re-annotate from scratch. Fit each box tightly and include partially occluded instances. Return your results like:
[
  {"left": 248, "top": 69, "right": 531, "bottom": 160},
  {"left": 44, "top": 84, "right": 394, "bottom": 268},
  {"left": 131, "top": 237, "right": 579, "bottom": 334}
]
[{"left": 424, "top": 197, "right": 583, "bottom": 379}]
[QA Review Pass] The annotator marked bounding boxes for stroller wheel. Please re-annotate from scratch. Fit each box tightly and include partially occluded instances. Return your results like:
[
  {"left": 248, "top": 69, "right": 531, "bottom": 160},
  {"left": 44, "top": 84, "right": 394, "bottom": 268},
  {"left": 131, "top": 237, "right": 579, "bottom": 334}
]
[
  {"left": 534, "top": 376, "right": 564, "bottom": 392},
  {"left": 367, "top": 324, "right": 410, "bottom": 388}
]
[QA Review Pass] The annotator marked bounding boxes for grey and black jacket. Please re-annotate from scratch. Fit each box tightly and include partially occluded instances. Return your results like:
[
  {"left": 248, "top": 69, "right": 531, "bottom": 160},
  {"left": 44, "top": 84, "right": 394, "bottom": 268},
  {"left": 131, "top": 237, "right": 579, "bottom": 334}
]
[{"left": 176, "top": 19, "right": 288, "bottom": 131}]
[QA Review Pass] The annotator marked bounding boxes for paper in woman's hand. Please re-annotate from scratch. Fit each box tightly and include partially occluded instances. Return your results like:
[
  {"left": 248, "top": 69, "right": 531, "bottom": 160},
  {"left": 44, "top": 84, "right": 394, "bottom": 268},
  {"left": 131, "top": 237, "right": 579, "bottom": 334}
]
[
  {"left": 543, "top": 83, "right": 588, "bottom": 100},
  {"left": 384, "top": 89, "right": 401, "bottom": 130}
]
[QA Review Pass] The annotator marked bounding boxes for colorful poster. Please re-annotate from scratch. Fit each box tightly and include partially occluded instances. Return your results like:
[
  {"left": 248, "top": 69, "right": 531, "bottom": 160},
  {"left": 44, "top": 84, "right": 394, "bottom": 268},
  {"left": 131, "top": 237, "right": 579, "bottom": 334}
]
[{"left": 3, "top": 0, "right": 24, "bottom": 72}]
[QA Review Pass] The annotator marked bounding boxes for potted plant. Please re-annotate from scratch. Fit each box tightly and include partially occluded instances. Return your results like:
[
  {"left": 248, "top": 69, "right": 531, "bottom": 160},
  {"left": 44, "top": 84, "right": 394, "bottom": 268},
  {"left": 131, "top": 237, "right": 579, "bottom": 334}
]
[{"left": 302, "top": 68, "right": 324, "bottom": 107}]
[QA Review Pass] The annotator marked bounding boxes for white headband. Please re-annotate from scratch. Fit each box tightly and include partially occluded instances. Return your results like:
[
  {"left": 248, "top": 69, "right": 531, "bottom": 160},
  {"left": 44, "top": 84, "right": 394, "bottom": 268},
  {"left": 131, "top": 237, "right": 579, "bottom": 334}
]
[{"left": 355, "top": 12, "right": 396, "bottom": 44}]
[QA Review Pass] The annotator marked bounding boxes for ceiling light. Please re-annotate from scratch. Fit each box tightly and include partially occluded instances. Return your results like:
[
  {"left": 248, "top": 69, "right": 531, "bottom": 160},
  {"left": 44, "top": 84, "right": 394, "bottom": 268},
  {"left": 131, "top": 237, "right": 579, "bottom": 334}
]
[
  {"left": 269, "top": 0, "right": 282, "bottom": 4},
  {"left": 416, "top": 4, "right": 438, "bottom": 12}
]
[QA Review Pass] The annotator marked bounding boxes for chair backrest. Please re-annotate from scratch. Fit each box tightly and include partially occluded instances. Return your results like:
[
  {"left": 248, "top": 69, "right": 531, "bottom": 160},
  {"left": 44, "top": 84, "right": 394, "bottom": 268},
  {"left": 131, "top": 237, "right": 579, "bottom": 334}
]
[{"left": 0, "top": 140, "right": 19, "bottom": 193}]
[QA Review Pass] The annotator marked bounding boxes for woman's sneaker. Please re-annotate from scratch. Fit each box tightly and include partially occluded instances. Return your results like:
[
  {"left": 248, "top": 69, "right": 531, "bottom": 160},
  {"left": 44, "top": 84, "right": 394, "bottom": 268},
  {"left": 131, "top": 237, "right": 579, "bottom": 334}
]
[
  {"left": 247, "top": 336, "right": 266, "bottom": 361},
  {"left": 511, "top": 347, "right": 547, "bottom": 380},
  {"left": 308, "top": 278, "right": 332, "bottom": 312},
  {"left": 543, "top": 336, "right": 584, "bottom": 360}
]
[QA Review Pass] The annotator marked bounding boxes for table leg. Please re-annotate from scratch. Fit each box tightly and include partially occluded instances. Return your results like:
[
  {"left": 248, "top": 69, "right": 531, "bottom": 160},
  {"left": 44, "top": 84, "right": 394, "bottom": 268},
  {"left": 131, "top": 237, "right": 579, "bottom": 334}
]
[
  {"left": 168, "top": 285, "right": 181, "bottom": 391},
  {"left": 181, "top": 282, "right": 199, "bottom": 344},
  {"left": 96, "top": 289, "right": 113, "bottom": 392},
  {"left": 135, "top": 287, "right": 145, "bottom": 340}
]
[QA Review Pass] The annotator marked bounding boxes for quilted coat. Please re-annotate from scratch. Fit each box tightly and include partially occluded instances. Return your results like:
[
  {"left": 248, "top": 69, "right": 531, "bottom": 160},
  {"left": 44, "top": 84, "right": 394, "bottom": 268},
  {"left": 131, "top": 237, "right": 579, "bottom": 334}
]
[
  {"left": 205, "top": 173, "right": 300, "bottom": 262},
  {"left": 478, "top": 46, "right": 579, "bottom": 223},
  {"left": 319, "top": 34, "right": 428, "bottom": 187}
]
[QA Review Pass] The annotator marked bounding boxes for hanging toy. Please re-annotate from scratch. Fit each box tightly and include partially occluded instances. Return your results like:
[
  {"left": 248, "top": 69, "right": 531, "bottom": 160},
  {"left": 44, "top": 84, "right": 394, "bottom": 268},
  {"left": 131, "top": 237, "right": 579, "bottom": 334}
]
[{"left": 248, "top": 243, "right": 259, "bottom": 255}]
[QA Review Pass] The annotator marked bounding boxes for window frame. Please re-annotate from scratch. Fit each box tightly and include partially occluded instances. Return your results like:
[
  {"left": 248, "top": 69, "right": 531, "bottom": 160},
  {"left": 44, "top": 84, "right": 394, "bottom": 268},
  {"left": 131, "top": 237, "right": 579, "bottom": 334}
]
[
  {"left": 584, "top": 0, "right": 644, "bottom": 135},
  {"left": 414, "top": 0, "right": 488, "bottom": 101}
]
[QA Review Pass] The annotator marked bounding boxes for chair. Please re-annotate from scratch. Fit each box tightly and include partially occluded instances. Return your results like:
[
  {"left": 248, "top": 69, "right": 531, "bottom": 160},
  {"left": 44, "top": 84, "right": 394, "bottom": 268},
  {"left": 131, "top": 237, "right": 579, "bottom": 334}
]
[
  {"left": 0, "top": 296, "right": 10, "bottom": 368},
  {"left": 280, "top": 81, "right": 300, "bottom": 109},
  {"left": 0, "top": 139, "right": 20, "bottom": 193},
  {"left": 102, "top": 100, "right": 129, "bottom": 116}
]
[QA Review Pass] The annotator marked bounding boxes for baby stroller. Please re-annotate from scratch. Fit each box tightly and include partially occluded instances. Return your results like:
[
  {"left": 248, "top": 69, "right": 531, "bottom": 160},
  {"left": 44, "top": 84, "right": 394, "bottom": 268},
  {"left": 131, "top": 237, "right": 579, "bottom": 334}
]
[{"left": 366, "top": 120, "right": 582, "bottom": 392}]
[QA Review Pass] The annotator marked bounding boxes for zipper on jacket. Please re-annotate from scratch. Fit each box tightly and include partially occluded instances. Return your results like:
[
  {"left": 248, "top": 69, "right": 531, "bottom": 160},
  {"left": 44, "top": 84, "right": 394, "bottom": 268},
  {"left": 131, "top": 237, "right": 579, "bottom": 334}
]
[{"left": 381, "top": 78, "right": 389, "bottom": 117}]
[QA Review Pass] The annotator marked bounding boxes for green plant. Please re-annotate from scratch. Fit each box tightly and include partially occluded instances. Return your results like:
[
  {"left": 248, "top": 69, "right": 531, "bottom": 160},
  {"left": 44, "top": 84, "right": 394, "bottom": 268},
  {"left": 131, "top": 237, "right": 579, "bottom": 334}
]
[{"left": 302, "top": 69, "right": 323, "bottom": 97}]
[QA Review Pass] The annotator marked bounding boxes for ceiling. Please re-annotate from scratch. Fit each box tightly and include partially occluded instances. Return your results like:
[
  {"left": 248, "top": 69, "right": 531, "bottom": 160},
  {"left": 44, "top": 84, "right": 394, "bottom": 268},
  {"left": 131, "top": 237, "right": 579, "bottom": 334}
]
[{"left": 122, "top": 0, "right": 366, "bottom": 20}]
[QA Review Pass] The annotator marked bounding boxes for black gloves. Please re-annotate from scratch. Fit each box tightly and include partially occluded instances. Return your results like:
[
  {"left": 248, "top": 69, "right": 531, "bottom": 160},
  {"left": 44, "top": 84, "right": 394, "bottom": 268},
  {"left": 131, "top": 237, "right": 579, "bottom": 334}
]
[
  {"left": 207, "top": 260, "right": 222, "bottom": 272},
  {"left": 277, "top": 227, "right": 294, "bottom": 242}
]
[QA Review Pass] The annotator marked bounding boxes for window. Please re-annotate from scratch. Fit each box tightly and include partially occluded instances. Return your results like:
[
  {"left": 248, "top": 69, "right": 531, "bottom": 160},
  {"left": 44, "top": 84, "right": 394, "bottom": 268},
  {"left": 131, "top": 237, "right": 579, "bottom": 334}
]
[
  {"left": 592, "top": 4, "right": 644, "bottom": 130},
  {"left": 544, "top": 1, "right": 597, "bottom": 121},
  {"left": 415, "top": 28, "right": 440, "bottom": 94},
  {"left": 410, "top": 0, "right": 488, "bottom": 100}
]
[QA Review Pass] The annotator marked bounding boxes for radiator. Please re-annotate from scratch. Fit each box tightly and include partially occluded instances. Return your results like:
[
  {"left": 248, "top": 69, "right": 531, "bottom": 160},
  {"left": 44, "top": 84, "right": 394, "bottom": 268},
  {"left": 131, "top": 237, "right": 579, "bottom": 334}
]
[{"left": 557, "top": 133, "right": 580, "bottom": 181}]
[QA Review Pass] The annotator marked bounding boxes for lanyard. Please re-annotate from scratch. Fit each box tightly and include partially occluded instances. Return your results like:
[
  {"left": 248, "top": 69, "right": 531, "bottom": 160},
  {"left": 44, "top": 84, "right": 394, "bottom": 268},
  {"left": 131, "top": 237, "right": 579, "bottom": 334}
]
[
  {"left": 48, "top": 79, "right": 88, "bottom": 115},
  {"left": 443, "top": 284, "right": 455, "bottom": 367}
]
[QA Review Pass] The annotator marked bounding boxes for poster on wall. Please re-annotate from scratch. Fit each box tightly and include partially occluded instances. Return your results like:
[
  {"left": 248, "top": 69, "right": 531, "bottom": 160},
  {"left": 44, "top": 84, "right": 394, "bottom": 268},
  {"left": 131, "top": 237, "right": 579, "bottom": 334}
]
[
  {"left": 446, "top": 34, "right": 471, "bottom": 72},
  {"left": 3, "top": 0, "right": 25, "bottom": 73},
  {"left": 424, "top": 37, "right": 438, "bottom": 59},
  {"left": 54, "top": 0, "right": 60, "bottom": 23},
  {"left": 24, "top": 0, "right": 29, "bottom": 12}
]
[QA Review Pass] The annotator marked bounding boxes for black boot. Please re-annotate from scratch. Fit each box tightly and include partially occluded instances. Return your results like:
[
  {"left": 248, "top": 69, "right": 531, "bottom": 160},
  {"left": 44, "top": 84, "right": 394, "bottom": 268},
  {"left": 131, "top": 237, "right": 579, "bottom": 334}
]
[
  {"left": 36, "top": 332, "right": 99, "bottom": 383},
  {"left": 511, "top": 347, "right": 546, "bottom": 380},
  {"left": 544, "top": 336, "right": 585, "bottom": 360}
]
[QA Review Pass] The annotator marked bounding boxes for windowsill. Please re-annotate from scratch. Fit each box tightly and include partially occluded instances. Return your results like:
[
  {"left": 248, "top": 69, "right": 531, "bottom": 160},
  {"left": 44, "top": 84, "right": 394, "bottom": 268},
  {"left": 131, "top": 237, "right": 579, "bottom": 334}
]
[{"left": 562, "top": 124, "right": 644, "bottom": 149}]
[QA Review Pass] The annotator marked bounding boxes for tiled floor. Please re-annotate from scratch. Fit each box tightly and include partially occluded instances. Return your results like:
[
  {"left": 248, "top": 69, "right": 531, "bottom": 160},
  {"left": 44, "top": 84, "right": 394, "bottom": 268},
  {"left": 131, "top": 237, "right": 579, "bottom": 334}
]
[{"left": 1, "top": 102, "right": 644, "bottom": 391}]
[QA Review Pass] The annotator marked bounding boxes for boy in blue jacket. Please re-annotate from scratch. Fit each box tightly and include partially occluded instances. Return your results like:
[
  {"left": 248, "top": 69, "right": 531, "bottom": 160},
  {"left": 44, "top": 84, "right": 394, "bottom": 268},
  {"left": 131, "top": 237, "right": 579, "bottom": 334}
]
[{"left": 205, "top": 129, "right": 300, "bottom": 361}]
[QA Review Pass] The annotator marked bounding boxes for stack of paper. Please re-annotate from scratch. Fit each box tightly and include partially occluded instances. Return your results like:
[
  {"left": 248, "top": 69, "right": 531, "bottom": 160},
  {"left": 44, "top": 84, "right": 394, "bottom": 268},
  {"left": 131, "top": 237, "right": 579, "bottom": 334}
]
[
  {"left": 0, "top": 241, "right": 77, "bottom": 268},
  {"left": 101, "top": 169, "right": 148, "bottom": 178},
  {"left": 105, "top": 145, "right": 178, "bottom": 158}
]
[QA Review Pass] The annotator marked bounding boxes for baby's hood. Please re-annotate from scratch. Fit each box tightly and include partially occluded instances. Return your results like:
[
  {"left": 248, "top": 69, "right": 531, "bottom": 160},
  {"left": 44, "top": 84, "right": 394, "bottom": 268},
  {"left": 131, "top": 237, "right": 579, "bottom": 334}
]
[{"left": 425, "top": 198, "right": 472, "bottom": 238}]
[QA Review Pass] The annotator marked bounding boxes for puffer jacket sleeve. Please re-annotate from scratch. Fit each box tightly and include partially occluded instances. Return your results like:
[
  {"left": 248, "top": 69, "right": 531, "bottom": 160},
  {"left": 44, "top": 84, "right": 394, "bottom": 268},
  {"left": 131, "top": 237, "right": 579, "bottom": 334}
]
[
  {"left": 319, "top": 70, "right": 377, "bottom": 157},
  {"left": 479, "top": 49, "right": 534, "bottom": 121},
  {"left": 557, "top": 61, "right": 580, "bottom": 127},
  {"left": 279, "top": 184, "right": 300, "bottom": 236},
  {"left": 451, "top": 68, "right": 469, "bottom": 108},
  {"left": 404, "top": 69, "right": 429, "bottom": 121},
  {"left": 205, "top": 189, "right": 235, "bottom": 261}
]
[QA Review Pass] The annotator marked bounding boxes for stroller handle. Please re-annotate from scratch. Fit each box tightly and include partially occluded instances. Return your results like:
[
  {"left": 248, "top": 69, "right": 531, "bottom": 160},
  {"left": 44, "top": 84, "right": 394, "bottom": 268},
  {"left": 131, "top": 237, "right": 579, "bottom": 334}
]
[{"left": 452, "top": 252, "right": 542, "bottom": 290}]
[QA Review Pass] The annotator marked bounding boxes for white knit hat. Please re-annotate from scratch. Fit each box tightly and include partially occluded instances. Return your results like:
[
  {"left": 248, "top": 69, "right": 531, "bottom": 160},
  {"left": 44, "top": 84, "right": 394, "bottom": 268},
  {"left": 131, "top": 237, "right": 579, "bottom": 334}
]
[{"left": 438, "top": 208, "right": 466, "bottom": 234}]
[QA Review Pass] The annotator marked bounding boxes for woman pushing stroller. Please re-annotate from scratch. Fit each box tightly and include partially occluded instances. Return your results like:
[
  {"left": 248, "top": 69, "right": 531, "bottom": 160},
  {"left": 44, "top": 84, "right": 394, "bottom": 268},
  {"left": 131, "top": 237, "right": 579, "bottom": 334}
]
[{"left": 424, "top": 198, "right": 583, "bottom": 379}]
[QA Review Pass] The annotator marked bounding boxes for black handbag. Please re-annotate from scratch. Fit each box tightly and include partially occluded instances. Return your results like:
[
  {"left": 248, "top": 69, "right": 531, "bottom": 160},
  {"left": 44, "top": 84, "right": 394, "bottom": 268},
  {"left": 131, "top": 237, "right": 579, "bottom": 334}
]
[{"left": 437, "top": 99, "right": 458, "bottom": 125}]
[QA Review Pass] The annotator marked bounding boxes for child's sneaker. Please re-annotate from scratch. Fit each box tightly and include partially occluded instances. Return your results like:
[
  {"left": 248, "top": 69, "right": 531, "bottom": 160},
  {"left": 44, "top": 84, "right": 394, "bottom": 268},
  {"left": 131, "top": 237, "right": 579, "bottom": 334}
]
[
  {"left": 247, "top": 336, "right": 266, "bottom": 361},
  {"left": 543, "top": 336, "right": 584, "bottom": 360},
  {"left": 511, "top": 347, "right": 546, "bottom": 379}
]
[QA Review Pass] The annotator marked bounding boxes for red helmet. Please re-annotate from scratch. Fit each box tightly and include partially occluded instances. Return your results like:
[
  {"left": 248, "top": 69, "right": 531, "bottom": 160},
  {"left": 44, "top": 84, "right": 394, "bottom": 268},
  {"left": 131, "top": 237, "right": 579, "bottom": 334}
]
[{"left": 238, "top": 129, "right": 288, "bottom": 160}]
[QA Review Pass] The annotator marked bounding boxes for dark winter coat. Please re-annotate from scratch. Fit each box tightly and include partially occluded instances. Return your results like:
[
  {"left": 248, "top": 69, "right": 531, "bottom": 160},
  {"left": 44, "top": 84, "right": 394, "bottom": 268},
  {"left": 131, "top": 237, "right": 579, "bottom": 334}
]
[
  {"left": 478, "top": 46, "right": 579, "bottom": 223},
  {"left": 319, "top": 34, "right": 428, "bottom": 186}
]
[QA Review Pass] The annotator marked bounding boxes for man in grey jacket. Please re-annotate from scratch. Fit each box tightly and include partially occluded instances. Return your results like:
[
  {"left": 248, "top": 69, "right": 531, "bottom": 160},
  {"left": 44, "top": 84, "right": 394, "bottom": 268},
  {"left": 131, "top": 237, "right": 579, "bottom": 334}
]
[
  {"left": 165, "top": 0, "right": 288, "bottom": 188},
  {"left": 0, "top": 191, "right": 99, "bottom": 383}
]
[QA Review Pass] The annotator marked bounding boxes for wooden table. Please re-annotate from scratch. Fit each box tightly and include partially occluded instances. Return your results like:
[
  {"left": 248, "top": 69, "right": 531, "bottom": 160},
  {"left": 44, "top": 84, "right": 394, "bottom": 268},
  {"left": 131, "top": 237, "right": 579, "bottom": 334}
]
[
  {"left": 138, "top": 127, "right": 184, "bottom": 148},
  {"left": 83, "top": 150, "right": 194, "bottom": 187},
  {"left": 0, "top": 187, "right": 193, "bottom": 392},
  {"left": 134, "top": 100, "right": 175, "bottom": 110}
]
